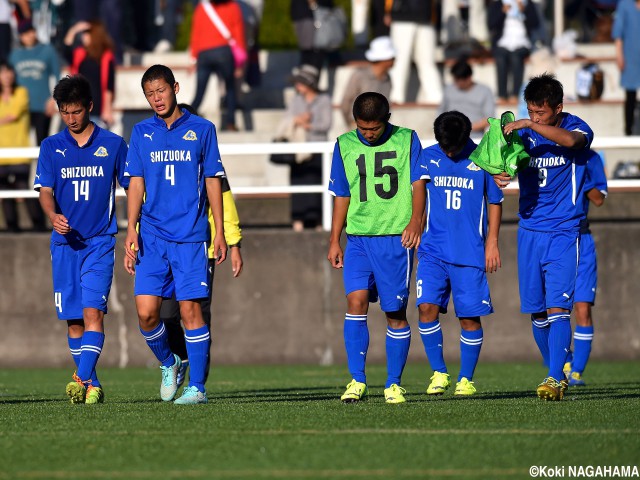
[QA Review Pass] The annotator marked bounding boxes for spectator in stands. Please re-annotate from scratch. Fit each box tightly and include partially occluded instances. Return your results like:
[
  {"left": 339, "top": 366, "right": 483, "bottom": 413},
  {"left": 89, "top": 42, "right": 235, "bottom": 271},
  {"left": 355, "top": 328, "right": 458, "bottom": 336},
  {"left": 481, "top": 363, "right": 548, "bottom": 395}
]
[
  {"left": 10, "top": 19, "right": 60, "bottom": 146},
  {"left": 340, "top": 35, "right": 395, "bottom": 130},
  {"left": 0, "top": 60, "right": 43, "bottom": 232},
  {"left": 0, "top": 0, "right": 30, "bottom": 62},
  {"left": 438, "top": 59, "right": 495, "bottom": 137},
  {"left": 290, "top": 0, "right": 339, "bottom": 72},
  {"left": 283, "top": 64, "right": 332, "bottom": 231},
  {"left": 388, "top": 0, "right": 442, "bottom": 104},
  {"left": 189, "top": 0, "right": 245, "bottom": 131},
  {"left": 70, "top": 0, "right": 122, "bottom": 64},
  {"left": 63, "top": 20, "right": 116, "bottom": 129},
  {"left": 612, "top": 0, "right": 640, "bottom": 136},
  {"left": 488, "top": 0, "right": 539, "bottom": 103}
]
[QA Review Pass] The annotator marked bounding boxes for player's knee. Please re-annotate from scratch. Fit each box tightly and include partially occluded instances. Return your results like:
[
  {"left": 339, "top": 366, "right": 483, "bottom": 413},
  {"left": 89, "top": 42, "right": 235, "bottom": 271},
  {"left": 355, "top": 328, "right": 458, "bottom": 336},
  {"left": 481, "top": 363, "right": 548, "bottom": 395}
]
[
  {"left": 574, "top": 302, "right": 593, "bottom": 327},
  {"left": 418, "top": 303, "right": 439, "bottom": 322},
  {"left": 459, "top": 317, "right": 481, "bottom": 331}
]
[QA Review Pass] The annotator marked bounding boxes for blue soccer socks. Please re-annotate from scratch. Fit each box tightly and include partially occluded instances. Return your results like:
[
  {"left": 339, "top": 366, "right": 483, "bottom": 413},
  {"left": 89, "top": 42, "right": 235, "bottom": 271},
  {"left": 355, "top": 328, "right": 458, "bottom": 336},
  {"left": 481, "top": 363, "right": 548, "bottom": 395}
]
[
  {"left": 385, "top": 325, "right": 411, "bottom": 388},
  {"left": 344, "top": 314, "right": 369, "bottom": 384},
  {"left": 459, "top": 328, "right": 483, "bottom": 382},
  {"left": 572, "top": 325, "right": 594, "bottom": 374},
  {"left": 531, "top": 316, "right": 550, "bottom": 368},
  {"left": 140, "top": 322, "right": 174, "bottom": 367},
  {"left": 184, "top": 325, "right": 211, "bottom": 392},
  {"left": 548, "top": 313, "right": 572, "bottom": 381},
  {"left": 419, "top": 320, "right": 447, "bottom": 373},
  {"left": 68, "top": 336, "right": 81, "bottom": 368},
  {"left": 76, "top": 331, "right": 104, "bottom": 387}
]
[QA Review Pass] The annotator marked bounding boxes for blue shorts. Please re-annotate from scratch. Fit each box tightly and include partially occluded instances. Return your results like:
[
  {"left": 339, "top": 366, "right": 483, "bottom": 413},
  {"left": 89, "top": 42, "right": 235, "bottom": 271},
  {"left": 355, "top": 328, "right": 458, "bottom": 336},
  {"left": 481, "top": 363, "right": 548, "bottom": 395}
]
[
  {"left": 343, "top": 235, "right": 413, "bottom": 312},
  {"left": 50, "top": 235, "right": 116, "bottom": 320},
  {"left": 135, "top": 231, "right": 209, "bottom": 301},
  {"left": 415, "top": 252, "right": 493, "bottom": 318},
  {"left": 517, "top": 227, "right": 579, "bottom": 313},
  {"left": 575, "top": 233, "right": 597, "bottom": 304}
]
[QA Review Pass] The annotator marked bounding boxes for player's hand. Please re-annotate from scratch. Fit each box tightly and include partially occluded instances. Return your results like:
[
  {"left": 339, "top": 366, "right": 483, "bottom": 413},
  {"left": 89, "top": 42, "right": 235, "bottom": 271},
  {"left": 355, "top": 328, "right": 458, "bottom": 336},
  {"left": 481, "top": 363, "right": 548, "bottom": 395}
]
[
  {"left": 485, "top": 241, "right": 501, "bottom": 273},
  {"left": 493, "top": 172, "right": 512, "bottom": 189},
  {"left": 49, "top": 213, "right": 71, "bottom": 235},
  {"left": 230, "top": 247, "right": 243, "bottom": 277},
  {"left": 213, "top": 233, "right": 227, "bottom": 265},
  {"left": 502, "top": 118, "right": 530, "bottom": 136},
  {"left": 327, "top": 241, "right": 344, "bottom": 269},
  {"left": 124, "top": 228, "right": 138, "bottom": 276},
  {"left": 401, "top": 218, "right": 422, "bottom": 249}
]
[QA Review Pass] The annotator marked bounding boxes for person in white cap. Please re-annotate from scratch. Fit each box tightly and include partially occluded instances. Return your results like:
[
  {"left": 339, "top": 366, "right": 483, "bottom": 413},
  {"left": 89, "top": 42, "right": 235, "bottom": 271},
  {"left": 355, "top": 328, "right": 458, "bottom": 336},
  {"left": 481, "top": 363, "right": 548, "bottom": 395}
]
[{"left": 340, "top": 36, "right": 395, "bottom": 129}]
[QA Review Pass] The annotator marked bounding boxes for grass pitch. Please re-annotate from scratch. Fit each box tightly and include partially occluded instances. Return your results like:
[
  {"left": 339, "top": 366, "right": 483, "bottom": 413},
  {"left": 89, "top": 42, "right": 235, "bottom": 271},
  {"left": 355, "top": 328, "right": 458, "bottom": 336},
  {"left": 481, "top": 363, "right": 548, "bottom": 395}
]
[{"left": 1, "top": 362, "right": 639, "bottom": 479}]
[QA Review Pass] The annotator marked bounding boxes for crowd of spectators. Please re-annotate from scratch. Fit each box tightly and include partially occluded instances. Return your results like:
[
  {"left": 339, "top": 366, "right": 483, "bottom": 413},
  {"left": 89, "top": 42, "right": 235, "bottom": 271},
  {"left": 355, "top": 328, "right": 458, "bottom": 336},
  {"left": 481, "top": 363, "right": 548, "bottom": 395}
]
[{"left": 0, "top": 0, "right": 635, "bottom": 231}]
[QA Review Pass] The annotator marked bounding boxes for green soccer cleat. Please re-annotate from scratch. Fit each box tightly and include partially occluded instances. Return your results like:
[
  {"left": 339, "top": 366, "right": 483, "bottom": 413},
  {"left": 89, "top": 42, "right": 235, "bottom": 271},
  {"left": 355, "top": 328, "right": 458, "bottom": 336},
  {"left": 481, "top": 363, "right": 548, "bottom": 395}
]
[
  {"left": 454, "top": 377, "right": 477, "bottom": 396},
  {"left": 384, "top": 384, "right": 407, "bottom": 404},
  {"left": 568, "top": 371, "right": 586, "bottom": 387},
  {"left": 65, "top": 372, "right": 87, "bottom": 404},
  {"left": 426, "top": 371, "right": 451, "bottom": 395},
  {"left": 174, "top": 386, "right": 208, "bottom": 405},
  {"left": 85, "top": 385, "right": 104, "bottom": 404},
  {"left": 536, "top": 376, "right": 565, "bottom": 401},
  {"left": 563, "top": 362, "right": 572, "bottom": 380},
  {"left": 340, "top": 379, "right": 368, "bottom": 403},
  {"left": 160, "top": 354, "right": 182, "bottom": 402}
]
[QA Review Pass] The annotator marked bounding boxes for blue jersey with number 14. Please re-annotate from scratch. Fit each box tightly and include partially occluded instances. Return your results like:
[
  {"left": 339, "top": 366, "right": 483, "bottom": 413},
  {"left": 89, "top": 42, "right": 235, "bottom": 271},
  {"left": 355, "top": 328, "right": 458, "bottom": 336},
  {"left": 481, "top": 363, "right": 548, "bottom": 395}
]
[
  {"left": 517, "top": 112, "right": 593, "bottom": 232},
  {"left": 125, "top": 110, "right": 225, "bottom": 243},
  {"left": 418, "top": 139, "right": 504, "bottom": 269},
  {"left": 34, "top": 124, "right": 129, "bottom": 244}
]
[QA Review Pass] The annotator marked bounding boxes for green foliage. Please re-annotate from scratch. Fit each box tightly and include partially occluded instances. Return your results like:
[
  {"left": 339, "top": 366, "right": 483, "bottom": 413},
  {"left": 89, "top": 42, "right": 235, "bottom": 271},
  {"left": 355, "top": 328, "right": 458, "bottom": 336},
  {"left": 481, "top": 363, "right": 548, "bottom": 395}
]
[
  {"left": 1, "top": 362, "right": 639, "bottom": 478},
  {"left": 259, "top": 0, "right": 353, "bottom": 49}
]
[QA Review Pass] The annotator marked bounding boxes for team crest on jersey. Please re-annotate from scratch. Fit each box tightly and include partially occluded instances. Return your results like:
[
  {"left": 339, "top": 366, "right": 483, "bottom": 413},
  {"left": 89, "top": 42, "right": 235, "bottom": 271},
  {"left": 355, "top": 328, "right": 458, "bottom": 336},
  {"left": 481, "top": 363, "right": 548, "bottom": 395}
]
[
  {"left": 467, "top": 162, "right": 481, "bottom": 171},
  {"left": 183, "top": 130, "right": 197, "bottom": 141},
  {"left": 94, "top": 146, "right": 108, "bottom": 157}
]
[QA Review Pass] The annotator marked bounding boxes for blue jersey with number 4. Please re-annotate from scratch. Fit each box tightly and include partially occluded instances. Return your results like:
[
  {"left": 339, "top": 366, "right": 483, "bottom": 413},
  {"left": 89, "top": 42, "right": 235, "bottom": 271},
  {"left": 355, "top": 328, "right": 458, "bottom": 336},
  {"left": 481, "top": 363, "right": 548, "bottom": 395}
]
[
  {"left": 125, "top": 110, "right": 225, "bottom": 243},
  {"left": 517, "top": 112, "right": 593, "bottom": 232},
  {"left": 34, "top": 124, "right": 129, "bottom": 244},
  {"left": 418, "top": 139, "right": 504, "bottom": 269}
]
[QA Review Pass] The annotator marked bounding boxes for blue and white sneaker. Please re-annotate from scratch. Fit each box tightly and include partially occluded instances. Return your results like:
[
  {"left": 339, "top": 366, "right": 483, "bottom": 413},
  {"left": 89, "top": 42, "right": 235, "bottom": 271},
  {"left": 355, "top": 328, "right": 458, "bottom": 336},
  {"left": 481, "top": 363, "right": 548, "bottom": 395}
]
[
  {"left": 177, "top": 359, "right": 189, "bottom": 388},
  {"left": 174, "top": 385, "right": 208, "bottom": 405},
  {"left": 160, "top": 354, "right": 182, "bottom": 401}
]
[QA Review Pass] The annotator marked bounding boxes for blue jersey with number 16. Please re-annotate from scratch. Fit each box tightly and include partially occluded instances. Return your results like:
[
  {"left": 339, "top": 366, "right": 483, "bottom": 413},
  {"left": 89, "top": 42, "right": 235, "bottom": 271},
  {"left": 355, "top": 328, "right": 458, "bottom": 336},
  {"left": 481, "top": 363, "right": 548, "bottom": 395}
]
[
  {"left": 419, "top": 139, "right": 504, "bottom": 268},
  {"left": 34, "top": 124, "right": 129, "bottom": 244},
  {"left": 125, "top": 110, "right": 225, "bottom": 243}
]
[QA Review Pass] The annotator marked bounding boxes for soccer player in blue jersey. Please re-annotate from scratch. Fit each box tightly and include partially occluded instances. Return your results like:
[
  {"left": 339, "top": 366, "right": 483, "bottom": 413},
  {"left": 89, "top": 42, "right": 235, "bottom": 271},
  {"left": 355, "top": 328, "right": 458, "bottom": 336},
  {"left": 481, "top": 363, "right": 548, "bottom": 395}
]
[
  {"left": 327, "top": 92, "right": 427, "bottom": 404},
  {"left": 564, "top": 151, "right": 608, "bottom": 386},
  {"left": 495, "top": 74, "right": 593, "bottom": 401},
  {"left": 124, "top": 64, "right": 227, "bottom": 405},
  {"left": 416, "top": 111, "right": 503, "bottom": 396},
  {"left": 34, "top": 74, "right": 129, "bottom": 404}
]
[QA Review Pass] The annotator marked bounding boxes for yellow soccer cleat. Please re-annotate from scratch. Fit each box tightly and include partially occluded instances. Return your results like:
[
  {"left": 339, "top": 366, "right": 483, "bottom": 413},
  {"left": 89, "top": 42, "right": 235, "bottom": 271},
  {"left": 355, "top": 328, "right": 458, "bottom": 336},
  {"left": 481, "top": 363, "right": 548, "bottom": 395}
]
[
  {"left": 85, "top": 385, "right": 104, "bottom": 404},
  {"left": 340, "top": 379, "right": 368, "bottom": 403},
  {"left": 536, "top": 376, "right": 564, "bottom": 401},
  {"left": 65, "top": 372, "right": 88, "bottom": 404},
  {"left": 454, "top": 377, "right": 477, "bottom": 396},
  {"left": 563, "top": 362, "right": 572, "bottom": 380},
  {"left": 426, "top": 371, "right": 451, "bottom": 395},
  {"left": 384, "top": 384, "right": 407, "bottom": 404},
  {"left": 568, "top": 371, "right": 586, "bottom": 387}
]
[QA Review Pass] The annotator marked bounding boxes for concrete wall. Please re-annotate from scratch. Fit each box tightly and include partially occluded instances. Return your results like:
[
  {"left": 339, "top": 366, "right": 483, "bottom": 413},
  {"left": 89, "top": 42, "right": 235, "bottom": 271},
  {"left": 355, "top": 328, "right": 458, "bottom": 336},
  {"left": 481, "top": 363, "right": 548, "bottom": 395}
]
[{"left": 1, "top": 222, "right": 639, "bottom": 368}]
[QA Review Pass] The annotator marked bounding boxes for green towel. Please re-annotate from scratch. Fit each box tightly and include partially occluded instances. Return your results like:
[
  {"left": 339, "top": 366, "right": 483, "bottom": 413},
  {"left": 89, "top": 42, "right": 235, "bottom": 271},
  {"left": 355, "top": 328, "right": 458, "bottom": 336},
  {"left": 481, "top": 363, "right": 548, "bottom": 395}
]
[{"left": 470, "top": 111, "right": 530, "bottom": 176}]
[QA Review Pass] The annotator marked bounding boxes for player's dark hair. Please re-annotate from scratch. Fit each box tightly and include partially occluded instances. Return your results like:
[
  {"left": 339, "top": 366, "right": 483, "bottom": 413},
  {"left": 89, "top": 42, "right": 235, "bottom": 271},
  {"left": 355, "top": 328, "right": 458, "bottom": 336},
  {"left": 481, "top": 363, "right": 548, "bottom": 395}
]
[
  {"left": 451, "top": 59, "right": 472, "bottom": 80},
  {"left": 141, "top": 64, "right": 176, "bottom": 89},
  {"left": 52, "top": 74, "right": 92, "bottom": 108},
  {"left": 524, "top": 73, "right": 563, "bottom": 109},
  {"left": 434, "top": 111, "right": 471, "bottom": 154},
  {"left": 352, "top": 92, "right": 390, "bottom": 123}
]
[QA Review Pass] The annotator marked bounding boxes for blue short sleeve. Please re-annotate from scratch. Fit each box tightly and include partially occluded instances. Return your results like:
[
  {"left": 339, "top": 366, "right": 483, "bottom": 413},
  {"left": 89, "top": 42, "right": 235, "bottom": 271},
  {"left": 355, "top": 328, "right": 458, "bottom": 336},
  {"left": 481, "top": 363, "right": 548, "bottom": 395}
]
[
  {"left": 329, "top": 142, "right": 350, "bottom": 196},
  {"left": 125, "top": 127, "right": 144, "bottom": 178}
]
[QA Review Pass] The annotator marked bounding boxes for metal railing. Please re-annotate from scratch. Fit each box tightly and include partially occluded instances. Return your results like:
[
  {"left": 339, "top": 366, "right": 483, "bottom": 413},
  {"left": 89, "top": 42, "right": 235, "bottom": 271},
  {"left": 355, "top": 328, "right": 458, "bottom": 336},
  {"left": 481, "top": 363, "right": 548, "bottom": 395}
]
[{"left": 1, "top": 136, "right": 639, "bottom": 230}]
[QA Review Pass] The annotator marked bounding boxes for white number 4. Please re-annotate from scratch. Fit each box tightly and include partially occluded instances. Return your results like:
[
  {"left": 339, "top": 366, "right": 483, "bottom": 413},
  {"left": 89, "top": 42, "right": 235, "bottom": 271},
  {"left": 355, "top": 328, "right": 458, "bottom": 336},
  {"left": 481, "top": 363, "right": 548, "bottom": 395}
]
[
  {"left": 54, "top": 292, "right": 62, "bottom": 312},
  {"left": 165, "top": 164, "right": 175, "bottom": 185}
]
